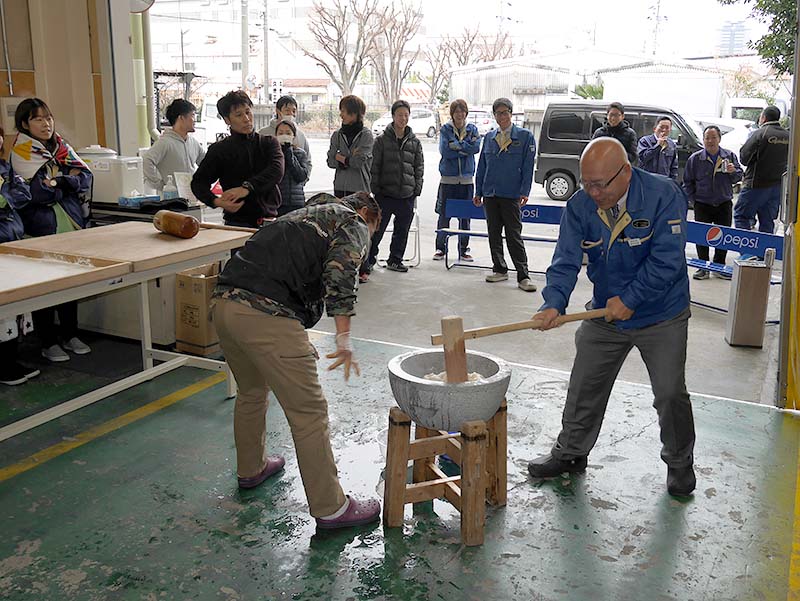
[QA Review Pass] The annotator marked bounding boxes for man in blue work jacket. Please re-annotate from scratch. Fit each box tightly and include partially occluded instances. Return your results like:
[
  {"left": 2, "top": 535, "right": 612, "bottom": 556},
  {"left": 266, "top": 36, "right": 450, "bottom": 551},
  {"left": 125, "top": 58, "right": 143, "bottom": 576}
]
[
  {"left": 527, "top": 137, "right": 696, "bottom": 497},
  {"left": 474, "top": 97, "right": 537, "bottom": 292},
  {"left": 637, "top": 115, "right": 678, "bottom": 181}
]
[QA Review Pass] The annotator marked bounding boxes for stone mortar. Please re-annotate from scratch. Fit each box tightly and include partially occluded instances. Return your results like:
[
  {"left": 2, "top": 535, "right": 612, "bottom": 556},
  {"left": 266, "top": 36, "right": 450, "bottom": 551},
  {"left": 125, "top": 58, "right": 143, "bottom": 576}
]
[{"left": 387, "top": 349, "right": 511, "bottom": 431}]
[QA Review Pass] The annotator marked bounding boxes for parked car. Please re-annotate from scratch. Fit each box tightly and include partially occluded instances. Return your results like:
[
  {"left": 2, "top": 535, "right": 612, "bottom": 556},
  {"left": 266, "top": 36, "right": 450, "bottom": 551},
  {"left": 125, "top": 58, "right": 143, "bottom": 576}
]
[
  {"left": 371, "top": 106, "right": 438, "bottom": 138},
  {"left": 466, "top": 109, "right": 498, "bottom": 136},
  {"left": 193, "top": 99, "right": 228, "bottom": 149},
  {"left": 535, "top": 100, "right": 703, "bottom": 200},
  {"left": 692, "top": 116, "right": 757, "bottom": 158}
]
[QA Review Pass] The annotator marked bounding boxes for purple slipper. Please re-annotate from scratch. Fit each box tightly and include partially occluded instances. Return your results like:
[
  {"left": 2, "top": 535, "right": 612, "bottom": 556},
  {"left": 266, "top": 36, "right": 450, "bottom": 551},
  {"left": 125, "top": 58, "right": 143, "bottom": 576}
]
[
  {"left": 315, "top": 495, "right": 381, "bottom": 530},
  {"left": 237, "top": 455, "right": 285, "bottom": 489}
]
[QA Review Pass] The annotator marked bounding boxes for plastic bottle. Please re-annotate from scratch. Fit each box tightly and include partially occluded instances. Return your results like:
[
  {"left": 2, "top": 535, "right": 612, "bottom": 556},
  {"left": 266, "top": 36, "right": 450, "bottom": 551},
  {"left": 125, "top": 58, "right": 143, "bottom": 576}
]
[{"left": 162, "top": 175, "right": 179, "bottom": 200}]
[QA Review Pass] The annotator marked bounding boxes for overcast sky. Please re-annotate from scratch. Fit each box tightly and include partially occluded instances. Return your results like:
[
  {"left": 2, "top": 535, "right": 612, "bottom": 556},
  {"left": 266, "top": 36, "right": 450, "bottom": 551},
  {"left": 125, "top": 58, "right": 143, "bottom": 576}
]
[{"left": 422, "top": 0, "right": 766, "bottom": 59}]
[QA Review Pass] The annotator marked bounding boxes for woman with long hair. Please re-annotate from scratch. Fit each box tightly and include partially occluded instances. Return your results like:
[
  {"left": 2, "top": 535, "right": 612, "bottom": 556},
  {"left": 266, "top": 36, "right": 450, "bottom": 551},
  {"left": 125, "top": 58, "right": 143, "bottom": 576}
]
[{"left": 11, "top": 98, "right": 94, "bottom": 362}]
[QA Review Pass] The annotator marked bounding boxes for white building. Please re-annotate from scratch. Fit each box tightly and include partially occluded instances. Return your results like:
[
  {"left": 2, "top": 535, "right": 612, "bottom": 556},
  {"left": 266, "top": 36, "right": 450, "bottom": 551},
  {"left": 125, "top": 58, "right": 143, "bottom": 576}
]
[{"left": 149, "top": 0, "right": 331, "bottom": 103}]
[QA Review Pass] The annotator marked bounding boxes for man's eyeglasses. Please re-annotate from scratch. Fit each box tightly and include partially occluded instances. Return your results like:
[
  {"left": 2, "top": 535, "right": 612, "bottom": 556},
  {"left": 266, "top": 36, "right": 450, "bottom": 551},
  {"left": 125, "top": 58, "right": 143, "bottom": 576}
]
[
  {"left": 581, "top": 164, "right": 626, "bottom": 191},
  {"left": 494, "top": 110, "right": 511, "bottom": 117}
]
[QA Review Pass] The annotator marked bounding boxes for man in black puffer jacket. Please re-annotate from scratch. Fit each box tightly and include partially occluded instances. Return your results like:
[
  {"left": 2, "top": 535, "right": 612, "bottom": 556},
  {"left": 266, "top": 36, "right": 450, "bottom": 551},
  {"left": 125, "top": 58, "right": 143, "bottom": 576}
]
[
  {"left": 592, "top": 102, "right": 638, "bottom": 165},
  {"left": 362, "top": 100, "right": 424, "bottom": 279}
]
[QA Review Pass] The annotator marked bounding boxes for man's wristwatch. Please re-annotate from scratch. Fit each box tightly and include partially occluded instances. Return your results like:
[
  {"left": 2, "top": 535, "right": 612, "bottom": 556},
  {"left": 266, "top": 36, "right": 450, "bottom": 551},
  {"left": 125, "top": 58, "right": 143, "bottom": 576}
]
[{"left": 241, "top": 181, "right": 255, "bottom": 194}]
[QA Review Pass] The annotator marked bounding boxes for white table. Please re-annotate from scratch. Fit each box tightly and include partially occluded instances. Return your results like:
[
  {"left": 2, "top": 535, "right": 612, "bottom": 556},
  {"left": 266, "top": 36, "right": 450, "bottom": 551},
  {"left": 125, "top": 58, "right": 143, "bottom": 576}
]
[{"left": 0, "top": 222, "right": 252, "bottom": 441}]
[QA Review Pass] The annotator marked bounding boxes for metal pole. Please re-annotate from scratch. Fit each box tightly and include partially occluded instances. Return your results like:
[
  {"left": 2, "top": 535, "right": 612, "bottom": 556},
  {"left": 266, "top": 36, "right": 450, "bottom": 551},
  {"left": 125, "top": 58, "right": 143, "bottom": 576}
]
[
  {"left": 241, "top": 0, "right": 249, "bottom": 91},
  {"left": 776, "top": 0, "right": 800, "bottom": 408},
  {"left": 0, "top": 0, "right": 13, "bottom": 96},
  {"left": 263, "top": 0, "right": 272, "bottom": 104}
]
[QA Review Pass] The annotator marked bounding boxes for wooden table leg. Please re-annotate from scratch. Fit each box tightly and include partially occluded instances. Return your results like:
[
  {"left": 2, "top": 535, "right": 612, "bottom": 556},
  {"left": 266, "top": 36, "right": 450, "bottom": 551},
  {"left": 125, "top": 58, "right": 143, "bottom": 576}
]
[
  {"left": 486, "top": 399, "right": 508, "bottom": 507},
  {"left": 384, "top": 407, "right": 412, "bottom": 527},
  {"left": 413, "top": 425, "right": 436, "bottom": 484},
  {"left": 460, "top": 420, "right": 487, "bottom": 547}
]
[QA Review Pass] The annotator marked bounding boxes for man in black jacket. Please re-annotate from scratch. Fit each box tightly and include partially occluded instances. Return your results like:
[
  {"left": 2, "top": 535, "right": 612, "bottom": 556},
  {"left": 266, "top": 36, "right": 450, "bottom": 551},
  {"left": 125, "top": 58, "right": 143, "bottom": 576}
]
[
  {"left": 592, "top": 102, "right": 638, "bottom": 165},
  {"left": 361, "top": 100, "right": 424, "bottom": 279},
  {"left": 733, "top": 105, "right": 789, "bottom": 236},
  {"left": 191, "top": 90, "right": 284, "bottom": 228}
]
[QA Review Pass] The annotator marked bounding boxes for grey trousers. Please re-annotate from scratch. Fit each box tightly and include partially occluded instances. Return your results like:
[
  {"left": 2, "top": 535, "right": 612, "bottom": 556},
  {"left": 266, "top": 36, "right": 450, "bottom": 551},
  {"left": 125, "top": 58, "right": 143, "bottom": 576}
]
[{"left": 552, "top": 308, "right": 695, "bottom": 468}]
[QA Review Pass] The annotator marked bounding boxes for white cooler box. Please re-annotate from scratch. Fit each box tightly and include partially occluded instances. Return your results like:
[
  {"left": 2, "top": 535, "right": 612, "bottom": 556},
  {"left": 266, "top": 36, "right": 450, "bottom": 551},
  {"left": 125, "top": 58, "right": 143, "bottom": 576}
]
[{"left": 78, "top": 146, "right": 144, "bottom": 203}]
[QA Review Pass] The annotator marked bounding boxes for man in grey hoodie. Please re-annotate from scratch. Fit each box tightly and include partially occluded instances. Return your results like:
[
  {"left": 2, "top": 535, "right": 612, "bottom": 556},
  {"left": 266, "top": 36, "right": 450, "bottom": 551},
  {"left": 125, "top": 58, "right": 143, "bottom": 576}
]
[
  {"left": 258, "top": 95, "right": 312, "bottom": 175},
  {"left": 143, "top": 99, "right": 205, "bottom": 192}
]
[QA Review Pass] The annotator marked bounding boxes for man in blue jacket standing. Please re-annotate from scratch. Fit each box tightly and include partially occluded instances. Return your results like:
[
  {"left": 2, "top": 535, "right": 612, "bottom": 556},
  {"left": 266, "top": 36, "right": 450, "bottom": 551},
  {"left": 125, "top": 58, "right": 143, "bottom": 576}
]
[
  {"left": 683, "top": 125, "right": 743, "bottom": 280},
  {"left": 637, "top": 116, "right": 678, "bottom": 181},
  {"left": 474, "top": 97, "right": 537, "bottom": 292},
  {"left": 527, "top": 138, "right": 696, "bottom": 497}
]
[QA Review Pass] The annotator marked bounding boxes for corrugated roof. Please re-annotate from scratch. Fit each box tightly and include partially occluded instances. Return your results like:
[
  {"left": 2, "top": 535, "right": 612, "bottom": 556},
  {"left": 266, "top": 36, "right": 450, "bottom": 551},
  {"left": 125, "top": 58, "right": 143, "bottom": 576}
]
[
  {"left": 597, "top": 60, "right": 722, "bottom": 75},
  {"left": 284, "top": 79, "right": 331, "bottom": 87}
]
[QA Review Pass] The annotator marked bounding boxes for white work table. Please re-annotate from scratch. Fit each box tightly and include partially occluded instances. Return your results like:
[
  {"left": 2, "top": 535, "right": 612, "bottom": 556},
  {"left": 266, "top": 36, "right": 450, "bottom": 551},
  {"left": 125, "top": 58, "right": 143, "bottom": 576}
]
[{"left": 0, "top": 222, "right": 252, "bottom": 441}]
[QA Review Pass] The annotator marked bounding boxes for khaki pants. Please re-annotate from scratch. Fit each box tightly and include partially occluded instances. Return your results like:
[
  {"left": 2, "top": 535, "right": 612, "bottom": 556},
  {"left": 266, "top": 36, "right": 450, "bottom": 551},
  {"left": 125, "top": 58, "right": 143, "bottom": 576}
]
[{"left": 213, "top": 299, "right": 347, "bottom": 517}]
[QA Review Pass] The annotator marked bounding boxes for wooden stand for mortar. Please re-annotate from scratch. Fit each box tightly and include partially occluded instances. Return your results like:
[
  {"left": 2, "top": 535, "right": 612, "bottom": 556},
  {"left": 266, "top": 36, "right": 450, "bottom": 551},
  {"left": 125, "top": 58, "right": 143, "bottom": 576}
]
[{"left": 383, "top": 316, "right": 507, "bottom": 547}]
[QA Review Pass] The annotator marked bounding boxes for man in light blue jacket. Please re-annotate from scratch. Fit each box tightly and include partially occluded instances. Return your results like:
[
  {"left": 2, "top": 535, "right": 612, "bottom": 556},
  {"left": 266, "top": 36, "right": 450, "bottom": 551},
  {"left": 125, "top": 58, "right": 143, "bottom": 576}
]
[
  {"left": 474, "top": 97, "right": 537, "bottom": 292},
  {"left": 527, "top": 138, "right": 696, "bottom": 497}
]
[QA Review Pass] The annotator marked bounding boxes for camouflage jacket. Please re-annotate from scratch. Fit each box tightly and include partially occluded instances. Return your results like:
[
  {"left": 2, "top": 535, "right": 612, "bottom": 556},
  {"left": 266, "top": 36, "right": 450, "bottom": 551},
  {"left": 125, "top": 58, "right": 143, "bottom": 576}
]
[{"left": 213, "top": 194, "right": 369, "bottom": 328}]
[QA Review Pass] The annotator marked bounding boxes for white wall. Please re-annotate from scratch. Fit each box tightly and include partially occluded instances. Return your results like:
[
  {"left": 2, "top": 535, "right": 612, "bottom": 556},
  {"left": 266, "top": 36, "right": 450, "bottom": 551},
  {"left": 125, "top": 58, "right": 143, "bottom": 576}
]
[{"left": 603, "top": 71, "right": 725, "bottom": 119}]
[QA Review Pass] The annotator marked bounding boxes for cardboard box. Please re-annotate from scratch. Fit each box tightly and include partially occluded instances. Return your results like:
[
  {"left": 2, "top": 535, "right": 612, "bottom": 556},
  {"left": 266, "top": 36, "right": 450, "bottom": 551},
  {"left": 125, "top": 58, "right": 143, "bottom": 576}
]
[{"left": 175, "top": 263, "right": 220, "bottom": 356}]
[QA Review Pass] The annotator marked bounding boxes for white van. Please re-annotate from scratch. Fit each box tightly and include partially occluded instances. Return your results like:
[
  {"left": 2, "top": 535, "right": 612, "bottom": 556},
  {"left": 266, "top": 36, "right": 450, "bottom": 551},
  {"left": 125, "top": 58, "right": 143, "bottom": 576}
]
[{"left": 193, "top": 99, "right": 229, "bottom": 148}]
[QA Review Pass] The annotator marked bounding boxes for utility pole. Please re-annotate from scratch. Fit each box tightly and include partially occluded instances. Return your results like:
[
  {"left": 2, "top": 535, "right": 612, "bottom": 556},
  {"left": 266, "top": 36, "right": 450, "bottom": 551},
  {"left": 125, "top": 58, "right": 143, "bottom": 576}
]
[
  {"left": 263, "top": 0, "right": 272, "bottom": 104},
  {"left": 241, "top": 0, "right": 249, "bottom": 91},
  {"left": 649, "top": 0, "right": 667, "bottom": 56}
]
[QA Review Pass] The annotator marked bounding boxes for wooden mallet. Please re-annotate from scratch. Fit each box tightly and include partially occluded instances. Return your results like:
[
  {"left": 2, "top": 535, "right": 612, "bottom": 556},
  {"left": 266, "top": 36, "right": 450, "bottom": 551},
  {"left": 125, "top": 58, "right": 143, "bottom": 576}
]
[
  {"left": 432, "top": 309, "right": 609, "bottom": 384},
  {"left": 153, "top": 210, "right": 257, "bottom": 239}
]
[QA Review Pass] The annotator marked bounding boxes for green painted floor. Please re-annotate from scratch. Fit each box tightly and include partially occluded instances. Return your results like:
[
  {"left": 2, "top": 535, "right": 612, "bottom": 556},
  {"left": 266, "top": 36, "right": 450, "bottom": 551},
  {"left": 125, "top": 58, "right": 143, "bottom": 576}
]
[{"left": 1, "top": 332, "right": 799, "bottom": 600}]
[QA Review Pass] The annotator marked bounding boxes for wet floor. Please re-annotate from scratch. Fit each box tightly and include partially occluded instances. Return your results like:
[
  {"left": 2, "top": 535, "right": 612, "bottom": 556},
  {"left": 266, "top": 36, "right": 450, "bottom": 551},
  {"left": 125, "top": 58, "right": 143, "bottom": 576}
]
[{"left": 1, "top": 333, "right": 798, "bottom": 600}]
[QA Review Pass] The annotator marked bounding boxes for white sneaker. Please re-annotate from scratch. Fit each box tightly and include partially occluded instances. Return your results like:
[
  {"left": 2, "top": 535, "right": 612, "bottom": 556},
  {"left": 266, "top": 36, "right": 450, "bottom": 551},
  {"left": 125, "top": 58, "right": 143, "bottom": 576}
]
[
  {"left": 432, "top": 250, "right": 445, "bottom": 261},
  {"left": 518, "top": 278, "right": 537, "bottom": 292},
  {"left": 485, "top": 272, "right": 509, "bottom": 283},
  {"left": 42, "top": 344, "right": 70, "bottom": 362},
  {"left": 63, "top": 337, "right": 91, "bottom": 355}
]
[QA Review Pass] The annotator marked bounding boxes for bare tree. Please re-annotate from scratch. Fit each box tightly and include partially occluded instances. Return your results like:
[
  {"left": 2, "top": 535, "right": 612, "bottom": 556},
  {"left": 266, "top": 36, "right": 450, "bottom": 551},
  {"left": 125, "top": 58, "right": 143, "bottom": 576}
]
[
  {"left": 476, "top": 31, "right": 515, "bottom": 63},
  {"left": 420, "top": 42, "right": 451, "bottom": 105},
  {"left": 445, "top": 27, "right": 479, "bottom": 67},
  {"left": 370, "top": 2, "right": 423, "bottom": 107},
  {"left": 299, "top": 0, "right": 386, "bottom": 96}
]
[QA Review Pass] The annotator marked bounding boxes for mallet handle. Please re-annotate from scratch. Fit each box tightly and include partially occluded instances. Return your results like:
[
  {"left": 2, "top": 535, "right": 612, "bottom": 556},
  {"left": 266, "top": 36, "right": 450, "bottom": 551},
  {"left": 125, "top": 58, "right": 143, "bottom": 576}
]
[
  {"left": 430, "top": 308, "right": 608, "bottom": 346},
  {"left": 198, "top": 222, "right": 258, "bottom": 233}
]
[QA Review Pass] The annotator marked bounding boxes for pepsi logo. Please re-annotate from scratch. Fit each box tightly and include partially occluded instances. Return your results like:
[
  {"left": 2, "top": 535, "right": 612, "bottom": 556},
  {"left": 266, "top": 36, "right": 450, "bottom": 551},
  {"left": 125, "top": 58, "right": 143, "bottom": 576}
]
[{"left": 706, "top": 227, "right": 724, "bottom": 246}]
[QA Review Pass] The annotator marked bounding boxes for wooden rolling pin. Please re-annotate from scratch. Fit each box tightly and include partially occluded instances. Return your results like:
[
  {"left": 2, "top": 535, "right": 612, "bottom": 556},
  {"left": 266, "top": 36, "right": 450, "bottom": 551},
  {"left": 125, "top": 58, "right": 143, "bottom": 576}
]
[
  {"left": 153, "top": 210, "right": 257, "bottom": 239},
  {"left": 430, "top": 308, "right": 609, "bottom": 346}
]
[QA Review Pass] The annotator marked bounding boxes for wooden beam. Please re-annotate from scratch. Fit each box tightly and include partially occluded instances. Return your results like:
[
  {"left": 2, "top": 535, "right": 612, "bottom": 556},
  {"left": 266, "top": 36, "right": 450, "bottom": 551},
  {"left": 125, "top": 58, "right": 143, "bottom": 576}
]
[
  {"left": 438, "top": 429, "right": 463, "bottom": 464},
  {"left": 383, "top": 407, "right": 412, "bottom": 528},
  {"left": 408, "top": 432, "right": 461, "bottom": 461},
  {"left": 404, "top": 474, "right": 461, "bottom": 505},
  {"left": 427, "top": 461, "right": 462, "bottom": 512},
  {"left": 412, "top": 424, "right": 436, "bottom": 483},
  {"left": 486, "top": 400, "right": 508, "bottom": 507},
  {"left": 460, "top": 420, "right": 487, "bottom": 547}
]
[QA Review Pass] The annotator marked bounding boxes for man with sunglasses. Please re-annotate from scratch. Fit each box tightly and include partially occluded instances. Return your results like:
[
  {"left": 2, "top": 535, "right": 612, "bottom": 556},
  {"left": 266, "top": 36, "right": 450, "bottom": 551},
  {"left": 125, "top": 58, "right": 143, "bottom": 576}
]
[{"left": 526, "top": 138, "right": 696, "bottom": 498}]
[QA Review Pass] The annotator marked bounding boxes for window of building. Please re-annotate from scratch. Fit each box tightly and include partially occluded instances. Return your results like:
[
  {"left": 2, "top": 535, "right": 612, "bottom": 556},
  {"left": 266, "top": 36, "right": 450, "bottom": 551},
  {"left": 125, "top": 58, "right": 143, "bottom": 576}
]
[
  {"left": 184, "top": 62, "right": 196, "bottom": 71},
  {"left": 312, "top": 94, "right": 319, "bottom": 103},
  {"left": 232, "top": 61, "right": 242, "bottom": 71}
]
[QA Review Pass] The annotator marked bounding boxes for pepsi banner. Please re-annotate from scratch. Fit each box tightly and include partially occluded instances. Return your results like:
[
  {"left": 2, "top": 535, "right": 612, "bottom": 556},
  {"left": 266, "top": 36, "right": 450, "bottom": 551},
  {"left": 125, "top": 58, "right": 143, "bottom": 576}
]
[
  {"left": 446, "top": 199, "right": 563, "bottom": 225},
  {"left": 443, "top": 199, "right": 784, "bottom": 260},
  {"left": 686, "top": 221, "right": 783, "bottom": 261}
]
